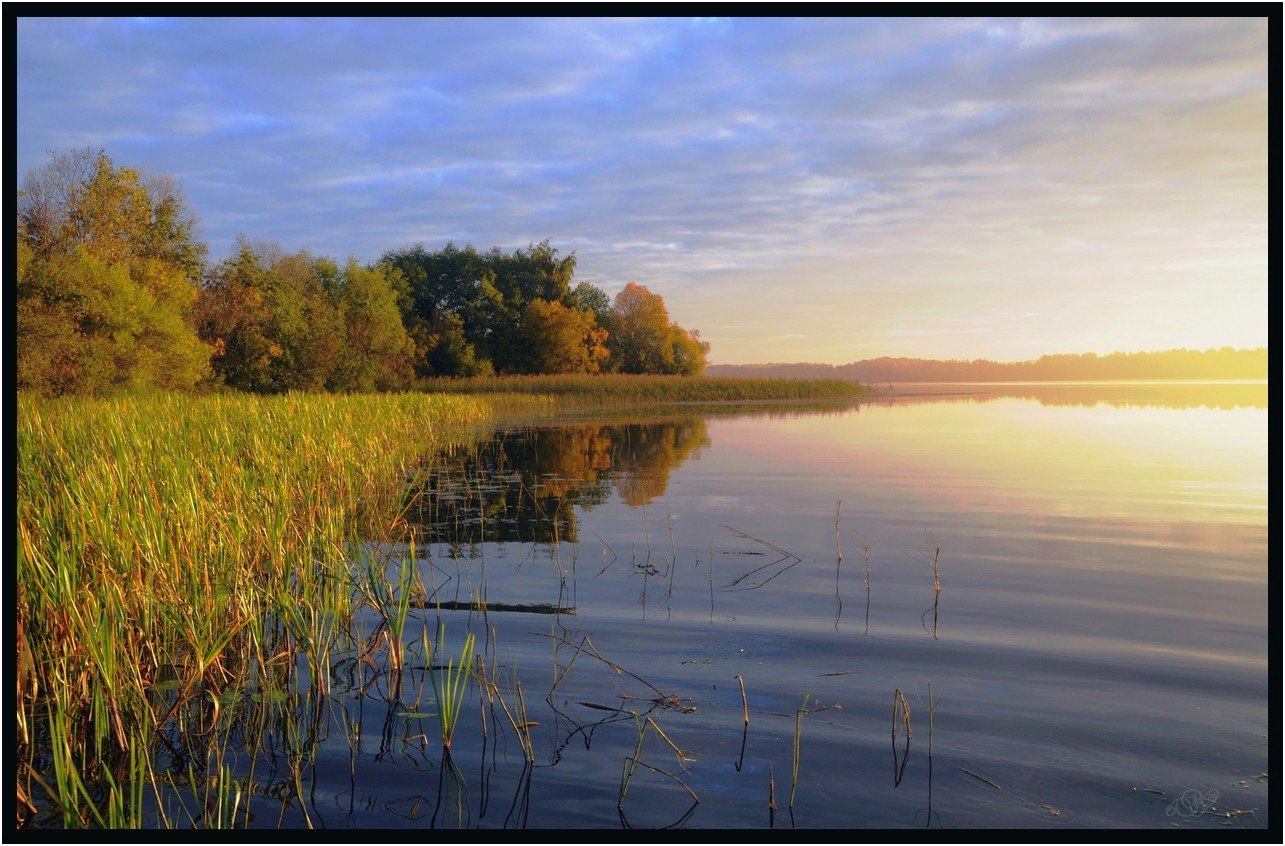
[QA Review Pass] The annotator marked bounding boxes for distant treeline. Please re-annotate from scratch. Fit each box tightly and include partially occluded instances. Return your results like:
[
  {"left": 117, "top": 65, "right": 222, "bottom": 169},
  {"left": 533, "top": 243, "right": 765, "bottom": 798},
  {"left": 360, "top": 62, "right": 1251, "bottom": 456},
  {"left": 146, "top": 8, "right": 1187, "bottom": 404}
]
[{"left": 707, "top": 348, "right": 1269, "bottom": 382}]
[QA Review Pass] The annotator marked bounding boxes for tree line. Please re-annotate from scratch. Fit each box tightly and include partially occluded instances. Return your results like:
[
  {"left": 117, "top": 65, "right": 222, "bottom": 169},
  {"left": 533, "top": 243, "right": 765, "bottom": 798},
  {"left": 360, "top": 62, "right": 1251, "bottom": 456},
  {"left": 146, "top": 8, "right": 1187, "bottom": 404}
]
[
  {"left": 16, "top": 149, "right": 711, "bottom": 397},
  {"left": 707, "top": 348, "right": 1269, "bottom": 382}
]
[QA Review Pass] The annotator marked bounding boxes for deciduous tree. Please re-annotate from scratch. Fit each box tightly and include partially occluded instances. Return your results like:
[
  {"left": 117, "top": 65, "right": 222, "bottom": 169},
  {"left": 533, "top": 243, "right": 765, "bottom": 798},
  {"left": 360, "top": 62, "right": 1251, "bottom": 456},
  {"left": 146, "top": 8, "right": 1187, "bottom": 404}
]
[
  {"left": 17, "top": 148, "right": 211, "bottom": 395},
  {"left": 328, "top": 259, "right": 415, "bottom": 392},
  {"left": 607, "top": 282, "right": 674, "bottom": 374},
  {"left": 520, "top": 299, "right": 610, "bottom": 374}
]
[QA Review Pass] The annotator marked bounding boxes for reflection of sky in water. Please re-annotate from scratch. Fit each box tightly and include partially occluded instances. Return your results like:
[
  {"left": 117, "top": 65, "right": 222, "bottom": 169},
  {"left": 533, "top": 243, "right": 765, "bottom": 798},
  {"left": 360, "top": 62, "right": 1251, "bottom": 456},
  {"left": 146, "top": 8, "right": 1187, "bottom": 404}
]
[
  {"left": 388, "top": 385, "right": 1268, "bottom": 828},
  {"left": 415, "top": 384, "right": 1266, "bottom": 663},
  {"left": 703, "top": 394, "right": 1266, "bottom": 529},
  {"left": 531, "top": 387, "right": 1268, "bottom": 670}
]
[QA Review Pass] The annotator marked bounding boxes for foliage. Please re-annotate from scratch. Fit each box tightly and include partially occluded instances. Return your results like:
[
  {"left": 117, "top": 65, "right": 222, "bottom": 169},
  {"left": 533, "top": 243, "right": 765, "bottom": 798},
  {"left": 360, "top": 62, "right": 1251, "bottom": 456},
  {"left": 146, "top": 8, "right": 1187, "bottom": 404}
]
[
  {"left": 17, "top": 149, "right": 714, "bottom": 392},
  {"left": 668, "top": 325, "right": 712, "bottom": 376},
  {"left": 327, "top": 259, "right": 415, "bottom": 392},
  {"left": 415, "top": 312, "right": 495, "bottom": 378},
  {"left": 381, "top": 239, "right": 585, "bottom": 375},
  {"left": 196, "top": 244, "right": 413, "bottom": 393},
  {"left": 382, "top": 242, "right": 711, "bottom": 377},
  {"left": 17, "top": 148, "right": 212, "bottom": 395},
  {"left": 570, "top": 280, "right": 613, "bottom": 326},
  {"left": 520, "top": 298, "right": 611, "bottom": 374},
  {"left": 607, "top": 282, "right": 674, "bottom": 375}
]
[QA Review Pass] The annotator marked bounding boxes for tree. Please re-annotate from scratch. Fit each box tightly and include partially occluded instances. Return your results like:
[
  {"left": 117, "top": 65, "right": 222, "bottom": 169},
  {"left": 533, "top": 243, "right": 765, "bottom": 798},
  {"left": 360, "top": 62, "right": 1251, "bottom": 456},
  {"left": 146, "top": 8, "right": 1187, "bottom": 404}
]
[
  {"left": 666, "top": 325, "right": 711, "bottom": 376},
  {"left": 607, "top": 282, "right": 674, "bottom": 374},
  {"left": 520, "top": 299, "right": 610, "bottom": 374},
  {"left": 417, "top": 312, "right": 494, "bottom": 377},
  {"left": 17, "top": 148, "right": 211, "bottom": 395},
  {"left": 194, "top": 243, "right": 282, "bottom": 393},
  {"left": 328, "top": 259, "right": 415, "bottom": 392},
  {"left": 570, "top": 281, "right": 612, "bottom": 326},
  {"left": 379, "top": 239, "right": 585, "bottom": 375},
  {"left": 197, "top": 244, "right": 415, "bottom": 394}
]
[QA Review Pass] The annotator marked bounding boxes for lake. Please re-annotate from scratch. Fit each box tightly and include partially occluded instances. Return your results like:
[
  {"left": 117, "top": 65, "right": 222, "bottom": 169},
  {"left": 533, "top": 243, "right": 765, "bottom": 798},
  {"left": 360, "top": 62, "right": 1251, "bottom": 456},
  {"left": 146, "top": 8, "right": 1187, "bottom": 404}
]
[{"left": 219, "top": 382, "right": 1270, "bottom": 830}]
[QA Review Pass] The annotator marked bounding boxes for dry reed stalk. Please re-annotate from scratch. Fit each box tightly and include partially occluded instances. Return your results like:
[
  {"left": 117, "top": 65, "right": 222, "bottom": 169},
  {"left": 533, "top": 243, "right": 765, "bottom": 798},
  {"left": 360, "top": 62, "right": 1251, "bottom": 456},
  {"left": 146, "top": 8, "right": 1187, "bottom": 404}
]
[
  {"left": 893, "top": 688, "right": 912, "bottom": 739},
  {"left": 835, "top": 501, "right": 843, "bottom": 561}
]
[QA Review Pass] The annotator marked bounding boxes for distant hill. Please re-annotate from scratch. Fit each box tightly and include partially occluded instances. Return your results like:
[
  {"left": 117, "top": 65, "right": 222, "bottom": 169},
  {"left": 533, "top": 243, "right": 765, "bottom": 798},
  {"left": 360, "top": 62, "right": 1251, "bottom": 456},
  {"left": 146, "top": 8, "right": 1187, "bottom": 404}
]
[{"left": 705, "top": 348, "right": 1269, "bottom": 382}]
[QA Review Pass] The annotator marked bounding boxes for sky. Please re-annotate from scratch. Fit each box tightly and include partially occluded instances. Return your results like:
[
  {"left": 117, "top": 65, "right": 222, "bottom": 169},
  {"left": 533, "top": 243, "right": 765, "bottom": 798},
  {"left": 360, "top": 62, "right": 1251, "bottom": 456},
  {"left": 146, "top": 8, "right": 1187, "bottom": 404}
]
[{"left": 14, "top": 16, "right": 1271, "bottom": 365}]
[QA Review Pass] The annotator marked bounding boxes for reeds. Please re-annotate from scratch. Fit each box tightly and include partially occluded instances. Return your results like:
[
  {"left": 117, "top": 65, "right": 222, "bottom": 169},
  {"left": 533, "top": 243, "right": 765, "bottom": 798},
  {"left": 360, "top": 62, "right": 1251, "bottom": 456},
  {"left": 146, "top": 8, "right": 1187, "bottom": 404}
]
[
  {"left": 417, "top": 373, "right": 867, "bottom": 404},
  {"left": 892, "top": 688, "right": 912, "bottom": 786},
  {"left": 429, "top": 627, "right": 476, "bottom": 749},
  {"left": 16, "top": 390, "right": 521, "bottom": 827},
  {"left": 788, "top": 695, "right": 839, "bottom": 809}
]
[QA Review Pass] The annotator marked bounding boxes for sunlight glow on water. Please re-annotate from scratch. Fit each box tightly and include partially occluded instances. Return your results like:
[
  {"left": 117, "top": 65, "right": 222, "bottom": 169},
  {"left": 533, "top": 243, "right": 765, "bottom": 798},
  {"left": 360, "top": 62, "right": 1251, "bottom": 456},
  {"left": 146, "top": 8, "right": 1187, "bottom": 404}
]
[
  {"left": 281, "top": 383, "right": 1269, "bottom": 830},
  {"left": 722, "top": 394, "right": 1267, "bottom": 529}
]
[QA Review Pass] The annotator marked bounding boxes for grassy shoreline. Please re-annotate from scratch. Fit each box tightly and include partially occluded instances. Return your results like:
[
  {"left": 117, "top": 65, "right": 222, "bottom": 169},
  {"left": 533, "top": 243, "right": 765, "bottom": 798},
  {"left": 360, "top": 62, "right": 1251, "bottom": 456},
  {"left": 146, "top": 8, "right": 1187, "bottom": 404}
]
[
  {"left": 16, "top": 377, "right": 864, "bottom": 828},
  {"left": 417, "top": 373, "right": 867, "bottom": 403}
]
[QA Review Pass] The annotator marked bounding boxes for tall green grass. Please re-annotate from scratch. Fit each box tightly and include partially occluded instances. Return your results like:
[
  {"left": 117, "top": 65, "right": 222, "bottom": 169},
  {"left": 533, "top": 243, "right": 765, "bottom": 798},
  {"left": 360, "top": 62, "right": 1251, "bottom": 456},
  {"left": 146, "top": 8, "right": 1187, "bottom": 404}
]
[{"left": 15, "top": 390, "right": 531, "bottom": 827}]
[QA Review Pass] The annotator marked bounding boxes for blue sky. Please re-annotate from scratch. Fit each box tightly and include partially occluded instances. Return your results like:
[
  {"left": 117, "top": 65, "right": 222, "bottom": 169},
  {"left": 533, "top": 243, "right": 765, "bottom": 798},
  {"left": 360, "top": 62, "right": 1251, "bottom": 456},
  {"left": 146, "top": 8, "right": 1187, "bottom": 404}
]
[{"left": 15, "top": 16, "right": 1269, "bottom": 365}]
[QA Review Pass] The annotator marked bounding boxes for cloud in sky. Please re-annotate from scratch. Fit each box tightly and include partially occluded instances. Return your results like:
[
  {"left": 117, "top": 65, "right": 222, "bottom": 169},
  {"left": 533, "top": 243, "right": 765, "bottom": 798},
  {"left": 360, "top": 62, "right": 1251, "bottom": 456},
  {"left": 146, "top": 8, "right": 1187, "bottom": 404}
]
[{"left": 15, "top": 15, "right": 1269, "bottom": 364}]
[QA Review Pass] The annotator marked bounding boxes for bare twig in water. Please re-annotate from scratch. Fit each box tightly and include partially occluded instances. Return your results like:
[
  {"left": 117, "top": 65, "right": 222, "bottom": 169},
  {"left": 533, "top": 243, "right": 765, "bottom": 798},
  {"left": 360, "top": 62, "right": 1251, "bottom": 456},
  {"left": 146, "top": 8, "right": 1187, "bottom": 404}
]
[
  {"left": 909, "top": 535, "right": 941, "bottom": 594},
  {"left": 856, "top": 530, "right": 874, "bottom": 590},
  {"left": 708, "top": 544, "right": 715, "bottom": 623},
  {"left": 618, "top": 714, "right": 699, "bottom": 807},
  {"left": 790, "top": 695, "right": 840, "bottom": 809},
  {"left": 893, "top": 689, "right": 912, "bottom": 739},
  {"left": 835, "top": 501, "right": 843, "bottom": 561},
  {"left": 790, "top": 695, "right": 808, "bottom": 809},
  {"left": 892, "top": 688, "right": 912, "bottom": 787},
  {"left": 834, "top": 502, "right": 843, "bottom": 629},
  {"left": 959, "top": 767, "right": 1002, "bottom": 790},
  {"left": 646, "top": 716, "right": 694, "bottom": 767},
  {"left": 722, "top": 526, "right": 802, "bottom": 590},
  {"left": 592, "top": 532, "right": 618, "bottom": 577},
  {"left": 541, "top": 633, "right": 668, "bottom": 699}
]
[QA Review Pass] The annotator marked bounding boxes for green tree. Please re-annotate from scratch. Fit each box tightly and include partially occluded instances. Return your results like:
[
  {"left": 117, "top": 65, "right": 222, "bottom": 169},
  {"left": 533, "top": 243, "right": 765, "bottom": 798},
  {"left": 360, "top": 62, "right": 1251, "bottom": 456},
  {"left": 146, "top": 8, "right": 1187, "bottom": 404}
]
[
  {"left": 379, "top": 239, "right": 584, "bottom": 375},
  {"left": 571, "top": 281, "right": 612, "bottom": 326},
  {"left": 195, "top": 241, "right": 343, "bottom": 393},
  {"left": 380, "top": 241, "right": 496, "bottom": 376},
  {"left": 418, "top": 312, "right": 495, "bottom": 377},
  {"left": 328, "top": 259, "right": 415, "bottom": 392}
]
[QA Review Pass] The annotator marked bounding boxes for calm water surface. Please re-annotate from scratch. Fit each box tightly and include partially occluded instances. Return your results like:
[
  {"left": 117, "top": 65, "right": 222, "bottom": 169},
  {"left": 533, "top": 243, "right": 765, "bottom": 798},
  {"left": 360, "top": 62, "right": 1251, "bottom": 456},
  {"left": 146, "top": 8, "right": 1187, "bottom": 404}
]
[{"left": 268, "top": 383, "right": 1270, "bottom": 829}]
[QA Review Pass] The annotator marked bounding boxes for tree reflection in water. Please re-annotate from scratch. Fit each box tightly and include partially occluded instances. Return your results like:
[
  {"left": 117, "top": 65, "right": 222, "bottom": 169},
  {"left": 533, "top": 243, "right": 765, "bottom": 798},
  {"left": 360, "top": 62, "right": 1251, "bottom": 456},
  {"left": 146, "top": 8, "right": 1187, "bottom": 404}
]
[{"left": 404, "top": 418, "right": 712, "bottom": 550}]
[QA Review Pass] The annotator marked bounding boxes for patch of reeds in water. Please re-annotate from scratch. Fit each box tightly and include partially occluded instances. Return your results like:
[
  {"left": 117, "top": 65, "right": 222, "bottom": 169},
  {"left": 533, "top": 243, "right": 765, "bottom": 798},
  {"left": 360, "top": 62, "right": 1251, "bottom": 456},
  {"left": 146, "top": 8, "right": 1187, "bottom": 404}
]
[{"left": 15, "top": 390, "right": 535, "bottom": 828}]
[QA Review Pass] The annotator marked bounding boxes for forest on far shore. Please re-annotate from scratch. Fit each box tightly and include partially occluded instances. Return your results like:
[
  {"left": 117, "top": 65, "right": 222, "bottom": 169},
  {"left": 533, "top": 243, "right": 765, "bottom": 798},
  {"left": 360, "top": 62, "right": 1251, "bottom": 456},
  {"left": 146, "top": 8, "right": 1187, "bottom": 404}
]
[
  {"left": 706, "top": 347, "right": 1269, "bottom": 383},
  {"left": 16, "top": 148, "right": 710, "bottom": 398}
]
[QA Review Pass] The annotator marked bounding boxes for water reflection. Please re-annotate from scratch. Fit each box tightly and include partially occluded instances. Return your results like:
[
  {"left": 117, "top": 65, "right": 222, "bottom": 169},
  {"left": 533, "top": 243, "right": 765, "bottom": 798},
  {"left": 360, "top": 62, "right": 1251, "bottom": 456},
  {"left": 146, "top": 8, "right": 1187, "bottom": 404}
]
[
  {"left": 873, "top": 380, "right": 1267, "bottom": 410},
  {"left": 151, "top": 386, "right": 1267, "bottom": 830},
  {"left": 405, "top": 418, "right": 711, "bottom": 548}
]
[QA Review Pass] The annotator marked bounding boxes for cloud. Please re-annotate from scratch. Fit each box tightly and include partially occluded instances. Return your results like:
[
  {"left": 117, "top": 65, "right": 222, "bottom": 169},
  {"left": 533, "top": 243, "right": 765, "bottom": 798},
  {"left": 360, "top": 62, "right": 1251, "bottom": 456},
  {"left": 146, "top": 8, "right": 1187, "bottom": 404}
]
[{"left": 16, "top": 16, "right": 1269, "bottom": 363}]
